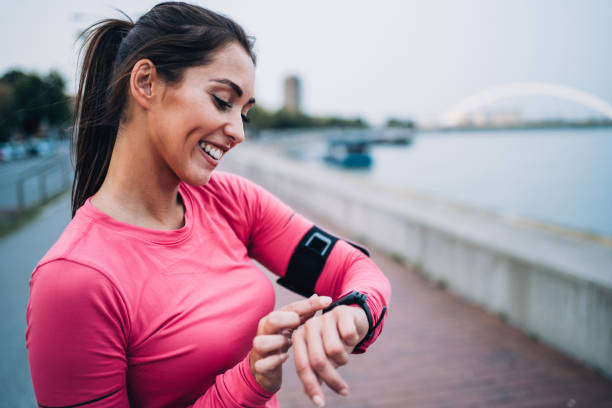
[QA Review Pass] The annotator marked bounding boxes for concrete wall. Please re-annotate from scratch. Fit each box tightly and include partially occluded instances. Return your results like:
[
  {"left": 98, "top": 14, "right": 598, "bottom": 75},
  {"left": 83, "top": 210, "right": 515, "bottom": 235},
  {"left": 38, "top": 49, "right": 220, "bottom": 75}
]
[{"left": 222, "top": 143, "right": 612, "bottom": 378}]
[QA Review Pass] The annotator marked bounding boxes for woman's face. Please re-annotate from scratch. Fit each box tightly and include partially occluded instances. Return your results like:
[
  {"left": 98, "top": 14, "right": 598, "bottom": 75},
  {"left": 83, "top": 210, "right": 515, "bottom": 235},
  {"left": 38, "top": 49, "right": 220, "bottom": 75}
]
[{"left": 148, "top": 42, "right": 255, "bottom": 186}]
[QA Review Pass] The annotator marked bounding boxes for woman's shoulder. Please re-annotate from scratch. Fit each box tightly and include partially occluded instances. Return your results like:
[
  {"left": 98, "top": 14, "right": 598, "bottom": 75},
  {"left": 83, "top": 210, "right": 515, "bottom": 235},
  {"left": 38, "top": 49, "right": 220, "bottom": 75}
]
[
  {"left": 31, "top": 216, "right": 133, "bottom": 322},
  {"left": 181, "top": 171, "right": 263, "bottom": 209},
  {"left": 33, "top": 203, "right": 140, "bottom": 288},
  {"left": 36, "top": 210, "right": 98, "bottom": 271}
]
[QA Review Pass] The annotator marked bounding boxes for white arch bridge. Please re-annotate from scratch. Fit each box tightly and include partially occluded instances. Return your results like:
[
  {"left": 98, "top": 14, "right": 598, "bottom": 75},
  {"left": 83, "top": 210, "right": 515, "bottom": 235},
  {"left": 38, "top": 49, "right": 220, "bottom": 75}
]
[{"left": 439, "top": 82, "right": 612, "bottom": 127}]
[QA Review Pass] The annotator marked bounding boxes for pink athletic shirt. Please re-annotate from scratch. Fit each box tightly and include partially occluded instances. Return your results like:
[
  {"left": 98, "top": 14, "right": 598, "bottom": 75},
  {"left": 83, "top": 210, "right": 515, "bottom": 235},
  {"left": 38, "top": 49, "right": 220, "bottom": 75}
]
[{"left": 26, "top": 172, "right": 391, "bottom": 407}]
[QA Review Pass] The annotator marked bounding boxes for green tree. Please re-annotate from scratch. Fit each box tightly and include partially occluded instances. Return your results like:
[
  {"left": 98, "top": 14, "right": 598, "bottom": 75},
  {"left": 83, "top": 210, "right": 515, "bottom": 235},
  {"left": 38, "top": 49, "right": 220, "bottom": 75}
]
[
  {"left": 245, "top": 105, "right": 274, "bottom": 130},
  {"left": 385, "top": 117, "right": 415, "bottom": 128},
  {"left": 43, "top": 71, "right": 71, "bottom": 126},
  {"left": 14, "top": 72, "right": 46, "bottom": 134},
  {"left": 245, "top": 105, "right": 368, "bottom": 131},
  {"left": 0, "top": 82, "right": 14, "bottom": 142},
  {"left": 0, "top": 69, "right": 72, "bottom": 139}
]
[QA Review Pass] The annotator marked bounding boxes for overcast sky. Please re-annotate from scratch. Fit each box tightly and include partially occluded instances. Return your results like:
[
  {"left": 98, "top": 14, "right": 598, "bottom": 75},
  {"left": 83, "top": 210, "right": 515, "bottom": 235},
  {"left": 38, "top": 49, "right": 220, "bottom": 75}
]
[{"left": 1, "top": 0, "right": 611, "bottom": 124}]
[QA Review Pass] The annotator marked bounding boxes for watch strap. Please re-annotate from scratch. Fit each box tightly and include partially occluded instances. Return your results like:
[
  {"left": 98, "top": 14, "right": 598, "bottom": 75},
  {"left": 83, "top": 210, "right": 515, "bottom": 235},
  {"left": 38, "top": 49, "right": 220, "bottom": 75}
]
[{"left": 322, "top": 290, "right": 387, "bottom": 351}]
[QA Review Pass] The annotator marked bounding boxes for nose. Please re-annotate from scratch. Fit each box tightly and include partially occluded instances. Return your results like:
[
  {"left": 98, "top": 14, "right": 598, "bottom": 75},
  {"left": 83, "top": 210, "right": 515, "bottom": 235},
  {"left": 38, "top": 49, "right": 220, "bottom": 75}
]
[{"left": 224, "top": 113, "right": 246, "bottom": 146}]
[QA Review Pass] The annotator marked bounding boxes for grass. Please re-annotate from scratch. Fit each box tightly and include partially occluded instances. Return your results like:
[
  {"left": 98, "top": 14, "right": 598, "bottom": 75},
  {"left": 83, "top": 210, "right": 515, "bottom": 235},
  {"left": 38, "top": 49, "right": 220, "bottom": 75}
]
[{"left": 0, "top": 188, "right": 70, "bottom": 239}]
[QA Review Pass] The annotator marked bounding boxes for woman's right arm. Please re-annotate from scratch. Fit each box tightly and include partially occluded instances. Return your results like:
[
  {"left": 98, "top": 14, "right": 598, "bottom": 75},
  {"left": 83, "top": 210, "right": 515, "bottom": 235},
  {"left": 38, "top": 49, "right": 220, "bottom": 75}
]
[
  {"left": 26, "top": 260, "right": 131, "bottom": 407},
  {"left": 26, "top": 260, "right": 329, "bottom": 407}
]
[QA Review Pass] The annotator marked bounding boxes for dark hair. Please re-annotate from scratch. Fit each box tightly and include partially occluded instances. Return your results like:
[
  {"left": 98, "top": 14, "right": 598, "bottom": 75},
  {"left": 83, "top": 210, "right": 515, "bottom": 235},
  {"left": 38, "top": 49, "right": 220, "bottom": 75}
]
[{"left": 71, "top": 1, "right": 255, "bottom": 216}]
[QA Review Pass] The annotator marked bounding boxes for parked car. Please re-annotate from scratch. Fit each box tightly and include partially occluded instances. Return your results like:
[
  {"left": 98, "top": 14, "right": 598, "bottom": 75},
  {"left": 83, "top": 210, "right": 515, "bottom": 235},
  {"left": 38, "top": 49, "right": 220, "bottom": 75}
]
[
  {"left": 28, "top": 139, "right": 55, "bottom": 157},
  {"left": 12, "top": 142, "right": 28, "bottom": 160},
  {"left": 0, "top": 143, "right": 15, "bottom": 162}
]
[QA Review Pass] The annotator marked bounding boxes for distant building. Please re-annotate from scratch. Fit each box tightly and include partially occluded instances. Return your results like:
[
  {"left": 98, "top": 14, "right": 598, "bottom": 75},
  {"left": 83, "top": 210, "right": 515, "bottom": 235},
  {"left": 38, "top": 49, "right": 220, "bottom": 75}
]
[
  {"left": 283, "top": 75, "right": 301, "bottom": 113},
  {"left": 459, "top": 108, "right": 522, "bottom": 128}
]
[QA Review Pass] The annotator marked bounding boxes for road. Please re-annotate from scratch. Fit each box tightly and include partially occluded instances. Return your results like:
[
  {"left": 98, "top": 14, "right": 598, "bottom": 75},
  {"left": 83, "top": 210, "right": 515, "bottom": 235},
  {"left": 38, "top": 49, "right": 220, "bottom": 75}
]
[{"left": 0, "top": 193, "right": 71, "bottom": 407}]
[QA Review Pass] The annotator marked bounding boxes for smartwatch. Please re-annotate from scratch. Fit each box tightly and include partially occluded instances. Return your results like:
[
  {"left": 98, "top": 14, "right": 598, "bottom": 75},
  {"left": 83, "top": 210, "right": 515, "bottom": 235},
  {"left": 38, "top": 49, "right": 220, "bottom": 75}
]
[{"left": 322, "top": 290, "right": 387, "bottom": 351}]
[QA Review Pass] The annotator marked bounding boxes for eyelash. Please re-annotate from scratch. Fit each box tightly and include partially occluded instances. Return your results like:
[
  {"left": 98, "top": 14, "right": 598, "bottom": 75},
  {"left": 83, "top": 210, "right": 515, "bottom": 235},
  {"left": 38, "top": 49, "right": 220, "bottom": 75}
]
[{"left": 212, "top": 94, "right": 249, "bottom": 123}]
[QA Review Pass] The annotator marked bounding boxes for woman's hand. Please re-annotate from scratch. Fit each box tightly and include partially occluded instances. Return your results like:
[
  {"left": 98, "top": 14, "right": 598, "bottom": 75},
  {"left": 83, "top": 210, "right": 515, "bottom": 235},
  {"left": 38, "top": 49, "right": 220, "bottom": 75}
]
[
  {"left": 292, "top": 305, "right": 369, "bottom": 407},
  {"left": 249, "top": 294, "right": 332, "bottom": 393}
]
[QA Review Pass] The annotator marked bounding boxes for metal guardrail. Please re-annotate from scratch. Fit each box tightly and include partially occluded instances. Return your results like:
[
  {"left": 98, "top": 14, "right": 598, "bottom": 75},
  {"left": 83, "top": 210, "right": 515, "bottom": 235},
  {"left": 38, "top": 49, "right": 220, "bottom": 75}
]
[
  {"left": 0, "top": 153, "right": 72, "bottom": 215},
  {"left": 15, "top": 155, "right": 72, "bottom": 211}
]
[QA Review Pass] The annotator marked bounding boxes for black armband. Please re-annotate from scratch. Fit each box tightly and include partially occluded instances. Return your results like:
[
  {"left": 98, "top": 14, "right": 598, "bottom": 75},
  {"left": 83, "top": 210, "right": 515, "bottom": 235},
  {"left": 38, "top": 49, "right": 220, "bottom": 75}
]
[
  {"left": 276, "top": 226, "right": 371, "bottom": 298},
  {"left": 277, "top": 226, "right": 338, "bottom": 297},
  {"left": 322, "top": 290, "right": 387, "bottom": 351}
]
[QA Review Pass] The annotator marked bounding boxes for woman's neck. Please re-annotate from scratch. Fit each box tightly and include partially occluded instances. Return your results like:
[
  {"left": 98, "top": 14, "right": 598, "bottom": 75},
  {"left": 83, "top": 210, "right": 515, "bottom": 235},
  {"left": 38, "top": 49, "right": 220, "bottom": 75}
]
[{"left": 91, "top": 124, "right": 185, "bottom": 231}]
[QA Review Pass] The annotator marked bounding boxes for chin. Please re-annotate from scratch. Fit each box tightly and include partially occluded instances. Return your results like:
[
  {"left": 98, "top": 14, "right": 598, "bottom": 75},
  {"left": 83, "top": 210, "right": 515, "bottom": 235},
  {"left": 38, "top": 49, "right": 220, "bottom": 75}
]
[{"left": 181, "top": 169, "right": 214, "bottom": 187}]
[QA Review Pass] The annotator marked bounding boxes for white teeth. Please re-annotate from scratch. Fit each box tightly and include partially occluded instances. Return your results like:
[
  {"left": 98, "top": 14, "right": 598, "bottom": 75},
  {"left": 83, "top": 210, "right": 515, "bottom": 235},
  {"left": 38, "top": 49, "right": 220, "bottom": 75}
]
[{"left": 199, "top": 141, "right": 223, "bottom": 160}]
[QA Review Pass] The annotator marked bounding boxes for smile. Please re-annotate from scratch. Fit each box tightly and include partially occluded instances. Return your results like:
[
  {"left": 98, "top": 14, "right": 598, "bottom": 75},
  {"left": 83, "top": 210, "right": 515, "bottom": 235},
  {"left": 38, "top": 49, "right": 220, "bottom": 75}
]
[{"left": 198, "top": 141, "right": 224, "bottom": 160}]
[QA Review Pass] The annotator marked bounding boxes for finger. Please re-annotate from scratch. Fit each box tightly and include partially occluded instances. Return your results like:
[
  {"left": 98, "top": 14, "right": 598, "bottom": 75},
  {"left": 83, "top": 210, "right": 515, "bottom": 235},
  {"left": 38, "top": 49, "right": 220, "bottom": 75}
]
[
  {"left": 253, "top": 352, "right": 289, "bottom": 373},
  {"left": 304, "top": 318, "right": 349, "bottom": 396},
  {"left": 258, "top": 311, "right": 301, "bottom": 335},
  {"left": 322, "top": 313, "right": 350, "bottom": 367},
  {"left": 337, "top": 308, "right": 361, "bottom": 348},
  {"left": 293, "top": 327, "right": 325, "bottom": 407},
  {"left": 280, "top": 328, "right": 293, "bottom": 338},
  {"left": 253, "top": 334, "right": 292, "bottom": 355},
  {"left": 280, "top": 294, "right": 332, "bottom": 323}
]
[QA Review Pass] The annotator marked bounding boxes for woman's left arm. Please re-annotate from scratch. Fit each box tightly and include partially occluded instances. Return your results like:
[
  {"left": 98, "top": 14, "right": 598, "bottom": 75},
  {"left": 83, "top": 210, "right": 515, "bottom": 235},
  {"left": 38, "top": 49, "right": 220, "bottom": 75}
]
[
  {"left": 287, "top": 240, "right": 391, "bottom": 407},
  {"left": 224, "top": 173, "right": 391, "bottom": 405}
]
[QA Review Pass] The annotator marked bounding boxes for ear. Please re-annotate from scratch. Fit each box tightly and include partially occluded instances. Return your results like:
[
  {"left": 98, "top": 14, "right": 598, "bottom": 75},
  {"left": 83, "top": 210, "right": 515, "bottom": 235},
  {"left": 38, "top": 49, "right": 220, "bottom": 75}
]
[{"left": 129, "top": 59, "right": 159, "bottom": 110}]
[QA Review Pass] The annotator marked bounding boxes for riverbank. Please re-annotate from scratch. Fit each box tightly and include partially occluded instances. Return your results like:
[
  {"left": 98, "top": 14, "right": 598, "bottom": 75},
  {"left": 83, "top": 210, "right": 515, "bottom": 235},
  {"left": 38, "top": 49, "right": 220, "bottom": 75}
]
[{"left": 221, "top": 141, "right": 612, "bottom": 378}]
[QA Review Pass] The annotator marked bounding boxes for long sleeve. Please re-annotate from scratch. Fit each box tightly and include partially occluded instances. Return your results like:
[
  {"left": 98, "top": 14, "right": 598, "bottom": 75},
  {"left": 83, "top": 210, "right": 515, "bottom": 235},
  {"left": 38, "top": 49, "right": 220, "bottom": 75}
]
[
  {"left": 26, "top": 260, "right": 276, "bottom": 408},
  {"left": 224, "top": 173, "right": 391, "bottom": 353},
  {"left": 314, "top": 240, "right": 391, "bottom": 353},
  {"left": 189, "top": 354, "right": 274, "bottom": 407},
  {"left": 26, "top": 260, "right": 131, "bottom": 407}
]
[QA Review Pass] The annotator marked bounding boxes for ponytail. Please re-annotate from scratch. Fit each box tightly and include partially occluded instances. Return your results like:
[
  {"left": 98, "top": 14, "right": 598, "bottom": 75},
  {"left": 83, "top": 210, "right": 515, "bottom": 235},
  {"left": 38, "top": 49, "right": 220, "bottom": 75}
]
[
  {"left": 71, "top": 18, "right": 133, "bottom": 216},
  {"left": 71, "top": 2, "right": 255, "bottom": 217}
]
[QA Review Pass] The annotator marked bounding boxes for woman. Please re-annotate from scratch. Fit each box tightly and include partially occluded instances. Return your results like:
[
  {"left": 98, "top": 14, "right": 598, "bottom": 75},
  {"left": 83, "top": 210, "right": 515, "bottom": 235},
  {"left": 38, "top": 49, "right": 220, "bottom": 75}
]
[{"left": 25, "top": 2, "right": 390, "bottom": 407}]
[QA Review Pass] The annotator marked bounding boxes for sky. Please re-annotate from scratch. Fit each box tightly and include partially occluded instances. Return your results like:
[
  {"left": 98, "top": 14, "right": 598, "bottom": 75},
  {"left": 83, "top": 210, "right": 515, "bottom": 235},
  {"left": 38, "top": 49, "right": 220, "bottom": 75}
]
[{"left": 1, "top": 0, "right": 611, "bottom": 125}]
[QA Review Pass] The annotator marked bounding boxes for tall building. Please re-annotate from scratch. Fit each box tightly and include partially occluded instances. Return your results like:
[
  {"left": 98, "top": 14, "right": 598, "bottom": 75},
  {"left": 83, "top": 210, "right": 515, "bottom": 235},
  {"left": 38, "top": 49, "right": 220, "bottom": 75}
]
[{"left": 283, "top": 75, "right": 301, "bottom": 113}]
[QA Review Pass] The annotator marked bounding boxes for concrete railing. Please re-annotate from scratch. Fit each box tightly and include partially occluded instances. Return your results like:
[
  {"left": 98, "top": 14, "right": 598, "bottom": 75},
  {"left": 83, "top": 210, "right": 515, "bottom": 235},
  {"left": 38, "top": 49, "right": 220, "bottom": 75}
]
[{"left": 222, "top": 142, "right": 612, "bottom": 378}]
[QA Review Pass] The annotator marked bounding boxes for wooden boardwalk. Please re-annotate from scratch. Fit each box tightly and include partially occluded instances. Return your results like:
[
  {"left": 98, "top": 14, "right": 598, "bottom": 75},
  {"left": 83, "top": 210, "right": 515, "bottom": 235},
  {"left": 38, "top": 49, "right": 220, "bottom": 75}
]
[{"left": 271, "top": 216, "right": 612, "bottom": 408}]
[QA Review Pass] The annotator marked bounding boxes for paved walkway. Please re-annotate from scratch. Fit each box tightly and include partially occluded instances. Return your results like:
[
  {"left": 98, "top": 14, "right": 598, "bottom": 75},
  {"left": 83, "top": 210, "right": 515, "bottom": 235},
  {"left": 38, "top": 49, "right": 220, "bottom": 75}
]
[
  {"left": 273, "top": 214, "right": 612, "bottom": 408},
  {"left": 0, "top": 193, "right": 71, "bottom": 407},
  {"left": 1, "top": 194, "right": 611, "bottom": 407}
]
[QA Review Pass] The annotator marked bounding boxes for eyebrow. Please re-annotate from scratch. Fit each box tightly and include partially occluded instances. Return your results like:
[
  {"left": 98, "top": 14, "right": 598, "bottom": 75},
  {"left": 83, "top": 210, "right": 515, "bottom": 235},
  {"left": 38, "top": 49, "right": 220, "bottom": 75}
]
[{"left": 212, "top": 78, "right": 256, "bottom": 104}]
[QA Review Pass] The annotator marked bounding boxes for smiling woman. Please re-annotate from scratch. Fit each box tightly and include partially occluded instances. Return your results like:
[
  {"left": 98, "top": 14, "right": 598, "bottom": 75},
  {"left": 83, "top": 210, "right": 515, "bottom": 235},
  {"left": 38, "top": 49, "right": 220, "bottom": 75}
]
[{"left": 24, "top": 2, "right": 390, "bottom": 408}]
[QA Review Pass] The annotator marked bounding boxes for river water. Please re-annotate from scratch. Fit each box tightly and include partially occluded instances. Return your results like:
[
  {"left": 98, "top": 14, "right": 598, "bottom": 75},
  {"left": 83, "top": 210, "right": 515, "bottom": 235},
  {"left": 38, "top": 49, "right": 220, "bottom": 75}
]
[{"left": 309, "top": 127, "right": 612, "bottom": 238}]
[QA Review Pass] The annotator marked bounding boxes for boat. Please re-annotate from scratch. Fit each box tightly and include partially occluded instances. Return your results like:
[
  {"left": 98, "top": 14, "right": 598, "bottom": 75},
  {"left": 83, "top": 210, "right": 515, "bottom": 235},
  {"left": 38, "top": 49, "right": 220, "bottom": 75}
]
[{"left": 323, "top": 139, "right": 372, "bottom": 168}]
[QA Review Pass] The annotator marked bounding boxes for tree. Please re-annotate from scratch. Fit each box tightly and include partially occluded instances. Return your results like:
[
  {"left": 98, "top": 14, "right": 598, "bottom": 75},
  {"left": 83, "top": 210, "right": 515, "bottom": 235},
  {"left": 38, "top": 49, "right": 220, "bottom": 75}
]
[
  {"left": 0, "top": 83, "right": 13, "bottom": 142},
  {"left": 43, "top": 71, "right": 71, "bottom": 126},
  {"left": 245, "top": 105, "right": 368, "bottom": 131},
  {"left": 385, "top": 117, "right": 415, "bottom": 129},
  {"left": 14, "top": 72, "right": 46, "bottom": 134},
  {"left": 0, "top": 69, "right": 72, "bottom": 139}
]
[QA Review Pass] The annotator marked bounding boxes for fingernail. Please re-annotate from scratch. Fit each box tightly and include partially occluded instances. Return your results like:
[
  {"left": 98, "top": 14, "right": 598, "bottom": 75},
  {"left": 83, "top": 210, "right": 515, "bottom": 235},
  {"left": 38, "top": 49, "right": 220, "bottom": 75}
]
[
  {"left": 340, "top": 388, "right": 349, "bottom": 396},
  {"left": 312, "top": 395, "right": 325, "bottom": 407},
  {"left": 320, "top": 296, "right": 332, "bottom": 305}
]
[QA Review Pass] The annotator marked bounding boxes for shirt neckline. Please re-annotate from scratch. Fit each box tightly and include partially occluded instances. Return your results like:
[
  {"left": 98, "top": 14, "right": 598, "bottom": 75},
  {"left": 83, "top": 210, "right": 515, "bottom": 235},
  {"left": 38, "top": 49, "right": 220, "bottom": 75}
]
[{"left": 80, "top": 183, "right": 194, "bottom": 245}]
